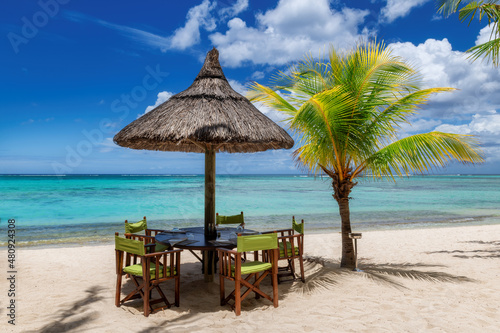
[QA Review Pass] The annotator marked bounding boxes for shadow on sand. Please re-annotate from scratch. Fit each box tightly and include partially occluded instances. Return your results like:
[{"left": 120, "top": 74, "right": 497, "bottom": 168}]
[
  {"left": 33, "top": 286, "right": 104, "bottom": 333},
  {"left": 290, "top": 256, "right": 475, "bottom": 294},
  {"left": 33, "top": 250, "right": 479, "bottom": 331},
  {"left": 426, "top": 240, "right": 500, "bottom": 259}
]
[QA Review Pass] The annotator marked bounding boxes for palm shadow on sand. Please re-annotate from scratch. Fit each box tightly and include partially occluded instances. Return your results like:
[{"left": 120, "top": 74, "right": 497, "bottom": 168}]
[
  {"left": 33, "top": 286, "right": 104, "bottom": 333},
  {"left": 426, "top": 240, "right": 500, "bottom": 259},
  {"left": 290, "top": 256, "right": 475, "bottom": 294}
]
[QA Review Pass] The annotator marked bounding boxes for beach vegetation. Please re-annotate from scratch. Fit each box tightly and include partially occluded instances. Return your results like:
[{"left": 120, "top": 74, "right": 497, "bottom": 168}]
[{"left": 247, "top": 41, "right": 484, "bottom": 268}]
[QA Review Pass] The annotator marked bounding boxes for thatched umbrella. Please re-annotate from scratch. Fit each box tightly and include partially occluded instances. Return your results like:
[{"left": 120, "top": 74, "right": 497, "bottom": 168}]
[{"left": 114, "top": 48, "right": 294, "bottom": 240}]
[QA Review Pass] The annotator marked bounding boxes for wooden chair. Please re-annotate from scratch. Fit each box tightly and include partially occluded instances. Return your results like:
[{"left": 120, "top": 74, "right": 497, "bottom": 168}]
[
  {"left": 125, "top": 216, "right": 164, "bottom": 239},
  {"left": 217, "top": 233, "right": 279, "bottom": 316},
  {"left": 264, "top": 217, "right": 305, "bottom": 283},
  {"left": 124, "top": 216, "right": 169, "bottom": 263},
  {"left": 216, "top": 211, "right": 245, "bottom": 228},
  {"left": 115, "top": 233, "right": 182, "bottom": 317}
]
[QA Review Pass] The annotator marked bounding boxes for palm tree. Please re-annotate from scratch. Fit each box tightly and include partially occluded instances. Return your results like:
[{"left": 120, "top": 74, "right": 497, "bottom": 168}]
[
  {"left": 247, "top": 42, "right": 484, "bottom": 268},
  {"left": 437, "top": 0, "right": 500, "bottom": 66}
]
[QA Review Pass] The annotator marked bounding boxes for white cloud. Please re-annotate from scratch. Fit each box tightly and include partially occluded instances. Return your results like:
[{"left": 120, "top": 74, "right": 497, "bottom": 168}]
[
  {"left": 255, "top": 102, "right": 289, "bottom": 124},
  {"left": 251, "top": 71, "right": 265, "bottom": 80},
  {"left": 435, "top": 111, "right": 500, "bottom": 162},
  {"left": 64, "top": 1, "right": 216, "bottom": 52},
  {"left": 380, "top": 0, "right": 430, "bottom": 23},
  {"left": 475, "top": 24, "right": 495, "bottom": 46},
  {"left": 209, "top": 0, "right": 370, "bottom": 67},
  {"left": 64, "top": 10, "right": 171, "bottom": 51},
  {"left": 435, "top": 111, "right": 500, "bottom": 135},
  {"left": 170, "top": 0, "right": 217, "bottom": 50},
  {"left": 228, "top": 79, "right": 247, "bottom": 95},
  {"left": 141, "top": 91, "right": 174, "bottom": 117},
  {"left": 100, "top": 137, "right": 117, "bottom": 153},
  {"left": 64, "top": 1, "right": 251, "bottom": 52},
  {"left": 219, "top": 0, "right": 249, "bottom": 19},
  {"left": 400, "top": 118, "right": 442, "bottom": 134}
]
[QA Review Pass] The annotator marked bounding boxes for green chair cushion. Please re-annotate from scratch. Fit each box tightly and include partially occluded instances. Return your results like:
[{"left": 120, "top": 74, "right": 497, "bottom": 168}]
[
  {"left": 237, "top": 233, "right": 278, "bottom": 252},
  {"left": 115, "top": 236, "right": 145, "bottom": 256},
  {"left": 217, "top": 213, "right": 244, "bottom": 225},
  {"left": 125, "top": 219, "right": 147, "bottom": 234},
  {"left": 232, "top": 261, "right": 272, "bottom": 276},
  {"left": 123, "top": 264, "right": 175, "bottom": 278},
  {"left": 279, "top": 242, "right": 300, "bottom": 257},
  {"left": 292, "top": 219, "right": 304, "bottom": 234}
]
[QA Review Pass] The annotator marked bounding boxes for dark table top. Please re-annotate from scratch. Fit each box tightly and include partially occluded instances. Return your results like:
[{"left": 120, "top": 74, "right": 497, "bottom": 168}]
[{"left": 155, "top": 226, "right": 259, "bottom": 251}]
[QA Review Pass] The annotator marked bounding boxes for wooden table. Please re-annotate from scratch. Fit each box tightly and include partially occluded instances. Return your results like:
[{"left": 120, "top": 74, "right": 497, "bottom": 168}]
[{"left": 156, "top": 227, "right": 258, "bottom": 282}]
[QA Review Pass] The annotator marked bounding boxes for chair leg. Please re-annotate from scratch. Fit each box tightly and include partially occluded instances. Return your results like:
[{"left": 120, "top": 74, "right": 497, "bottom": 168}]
[
  {"left": 115, "top": 273, "right": 122, "bottom": 307},
  {"left": 144, "top": 284, "right": 150, "bottom": 317},
  {"left": 272, "top": 269, "right": 278, "bottom": 308},
  {"left": 290, "top": 256, "right": 296, "bottom": 274},
  {"left": 288, "top": 259, "right": 296, "bottom": 278},
  {"left": 299, "top": 256, "right": 305, "bottom": 283},
  {"left": 175, "top": 276, "right": 180, "bottom": 307},
  {"left": 272, "top": 250, "right": 279, "bottom": 308},
  {"left": 219, "top": 274, "right": 225, "bottom": 306},
  {"left": 235, "top": 280, "right": 241, "bottom": 316}
]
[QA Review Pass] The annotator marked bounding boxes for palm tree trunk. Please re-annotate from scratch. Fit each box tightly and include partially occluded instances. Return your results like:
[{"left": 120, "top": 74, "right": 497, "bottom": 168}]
[
  {"left": 331, "top": 174, "right": 356, "bottom": 268},
  {"left": 338, "top": 197, "right": 355, "bottom": 268}
]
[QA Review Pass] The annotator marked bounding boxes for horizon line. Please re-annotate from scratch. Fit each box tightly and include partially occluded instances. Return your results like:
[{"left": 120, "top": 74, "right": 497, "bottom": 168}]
[{"left": 1, "top": 173, "right": 499, "bottom": 176}]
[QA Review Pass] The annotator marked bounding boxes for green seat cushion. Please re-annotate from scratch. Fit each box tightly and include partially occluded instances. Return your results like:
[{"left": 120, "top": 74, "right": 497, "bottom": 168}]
[
  {"left": 231, "top": 261, "right": 272, "bottom": 276},
  {"left": 279, "top": 242, "right": 300, "bottom": 257},
  {"left": 123, "top": 264, "right": 175, "bottom": 278}
]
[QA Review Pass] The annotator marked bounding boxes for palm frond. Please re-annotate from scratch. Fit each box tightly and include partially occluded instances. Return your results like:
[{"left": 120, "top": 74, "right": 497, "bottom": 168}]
[
  {"left": 467, "top": 36, "right": 500, "bottom": 65},
  {"left": 436, "top": 0, "right": 464, "bottom": 17},
  {"left": 360, "top": 87, "right": 455, "bottom": 146},
  {"left": 246, "top": 82, "right": 298, "bottom": 117},
  {"left": 459, "top": 2, "right": 500, "bottom": 24},
  {"left": 439, "top": 1, "right": 500, "bottom": 66},
  {"left": 363, "top": 132, "right": 484, "bottom": 177}
]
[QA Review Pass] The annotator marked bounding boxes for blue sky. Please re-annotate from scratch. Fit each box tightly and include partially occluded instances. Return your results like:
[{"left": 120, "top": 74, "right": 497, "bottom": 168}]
[{"left": 1, "top": 0, "right": 499, "bottom": 175}]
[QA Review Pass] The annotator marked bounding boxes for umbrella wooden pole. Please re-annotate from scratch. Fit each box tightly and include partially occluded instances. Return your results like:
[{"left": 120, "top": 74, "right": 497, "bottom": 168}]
[
  {"left": 204, "top": 148, "right": 216, "bottom": 239},
  {"left": 204, "top": 148, "right": 216, "bottom": 282}
]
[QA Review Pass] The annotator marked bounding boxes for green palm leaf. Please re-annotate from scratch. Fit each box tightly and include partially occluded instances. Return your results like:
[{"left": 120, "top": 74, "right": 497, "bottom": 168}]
[{"left": 364, "top": 132, "right": 484, "bottom": 177}]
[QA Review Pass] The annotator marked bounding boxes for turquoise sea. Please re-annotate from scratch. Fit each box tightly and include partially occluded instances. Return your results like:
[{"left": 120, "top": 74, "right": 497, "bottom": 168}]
[{"left": 1, "top": 174, "right": 499, "bottom": 246}]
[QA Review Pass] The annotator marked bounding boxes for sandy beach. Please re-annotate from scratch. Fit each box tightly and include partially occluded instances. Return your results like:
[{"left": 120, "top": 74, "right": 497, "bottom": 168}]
[{"left": 2, "top": 224, "right": 499, "bottom": 332}]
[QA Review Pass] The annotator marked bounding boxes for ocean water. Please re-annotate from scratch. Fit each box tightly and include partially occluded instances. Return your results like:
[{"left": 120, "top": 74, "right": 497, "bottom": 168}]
[{"left": 1, "top": 174, "right": 499, "bottom": 246}]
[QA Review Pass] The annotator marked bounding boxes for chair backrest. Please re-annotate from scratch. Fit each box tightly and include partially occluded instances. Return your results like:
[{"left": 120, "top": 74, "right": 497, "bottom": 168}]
[
  {"left": 237, "top": 233, "right": 277, "bottom": 253},
  {"left": 125, "top": 217, "right": 147, "bottom": 234},
  {"left": 292, "top": 216, "right": 304, "bottom": 234},
  {"left": 115, "top": 235, "right": 145, "bottom": 256},
  {"left": 216, "top": 212, "right": 244, "bottom": 225}
]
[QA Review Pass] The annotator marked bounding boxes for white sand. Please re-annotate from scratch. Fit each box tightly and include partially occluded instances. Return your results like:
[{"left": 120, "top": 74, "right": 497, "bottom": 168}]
[{"left": 2, "top": 224, "right": 500, "bottom": 332}]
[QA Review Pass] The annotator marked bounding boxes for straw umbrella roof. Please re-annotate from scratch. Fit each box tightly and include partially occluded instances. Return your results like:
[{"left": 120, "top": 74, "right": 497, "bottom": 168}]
[{"left": 113, "top": 48, "right": 294, "bottom": 153}]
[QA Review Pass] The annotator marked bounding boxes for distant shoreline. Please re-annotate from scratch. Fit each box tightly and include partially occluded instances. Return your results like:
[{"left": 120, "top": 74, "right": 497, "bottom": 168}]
[{"left": 2, "top": 173, "right": 500, "bottom": 176}]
